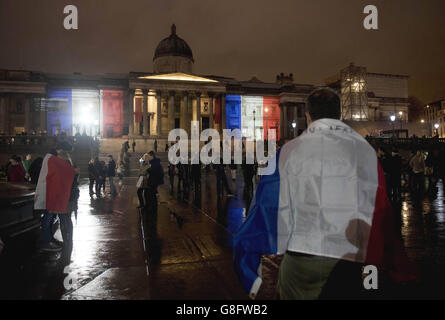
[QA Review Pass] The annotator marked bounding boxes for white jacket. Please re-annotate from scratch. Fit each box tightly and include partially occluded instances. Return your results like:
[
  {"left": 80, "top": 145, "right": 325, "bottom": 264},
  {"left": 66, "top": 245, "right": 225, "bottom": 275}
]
[{"left": 277, "top": 118, "right": 379, "bottom": 262}]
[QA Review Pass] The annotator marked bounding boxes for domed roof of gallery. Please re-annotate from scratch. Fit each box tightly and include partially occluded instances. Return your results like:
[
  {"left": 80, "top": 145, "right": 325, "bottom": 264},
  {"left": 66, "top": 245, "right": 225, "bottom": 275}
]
[{"left": 153, "top": 24, "right": 194, "bottom": 62}]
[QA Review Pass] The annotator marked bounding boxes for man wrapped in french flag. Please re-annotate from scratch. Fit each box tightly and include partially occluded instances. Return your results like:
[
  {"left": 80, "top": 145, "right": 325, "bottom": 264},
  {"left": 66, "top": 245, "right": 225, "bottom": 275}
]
[
  {"left": 34, "top": 153, "right": 76, "bottom": 214},
  {"left": 233, "top": 88, "right": 417, "bottom": 299}
]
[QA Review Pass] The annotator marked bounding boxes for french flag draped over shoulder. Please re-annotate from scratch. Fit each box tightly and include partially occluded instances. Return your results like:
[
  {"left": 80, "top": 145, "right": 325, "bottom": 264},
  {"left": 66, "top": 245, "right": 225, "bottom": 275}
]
[
  {"left": 34, "top": 154, "right": 76, "bottom": 213},
  {"left": 233, "top": 119, "right": 418, "bottom": 298}
]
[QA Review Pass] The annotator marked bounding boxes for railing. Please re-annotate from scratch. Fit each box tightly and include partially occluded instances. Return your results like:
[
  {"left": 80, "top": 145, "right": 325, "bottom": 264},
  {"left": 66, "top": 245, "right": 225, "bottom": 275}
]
[
  {"left": 0, "top": 135, "right": 99, "bottom": 149},
  {"left": 366, "top": 137, "right": 445, "bottom": 149}
]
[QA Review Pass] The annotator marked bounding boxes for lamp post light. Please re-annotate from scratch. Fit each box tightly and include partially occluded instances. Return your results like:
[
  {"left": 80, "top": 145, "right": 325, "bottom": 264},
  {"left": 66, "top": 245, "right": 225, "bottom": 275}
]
[
  {"left": 265, "top": 107, "right": 269, "bottom": 140},
  {"left": 399, "top": 111, "right": 403, "bottom": 132},
  {"left": 434, "top": 123, "right": 440, "bottom": 137},
  {"left": 292, "top": 121, "right": 297, "bottom": 138},
  {"left": 390, "top": 115, "right": 396, "bottom": 138}
]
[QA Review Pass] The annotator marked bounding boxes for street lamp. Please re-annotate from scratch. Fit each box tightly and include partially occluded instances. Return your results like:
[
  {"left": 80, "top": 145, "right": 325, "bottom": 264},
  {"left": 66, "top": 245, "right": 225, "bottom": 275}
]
[
  {"left": 292, "top": 121, "right": 297, "bottom": 138},
  {"left": 390, "top": 115, "right": 396, "bottom": 137},
  {"left": 265, "top": 107, "right": 269, "bottom": 140},
  {"left": 399, "top": 111, "right": 403, "bottom": 132},
  {"left": 434, "top": 123, "right": 440, "bottom": 136}
]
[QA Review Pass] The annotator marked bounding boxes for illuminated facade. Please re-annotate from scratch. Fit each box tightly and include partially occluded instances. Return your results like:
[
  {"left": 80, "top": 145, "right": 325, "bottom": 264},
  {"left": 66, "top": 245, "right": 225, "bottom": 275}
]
[
  {"left": 424, "top": 99, "right": 445, "bottom": 138},
  {"left": 0, "top": 27, "right": 410, "bottom": 141},
  {"left": 326, "top": 63, "right": 410, "bottom": 122}
]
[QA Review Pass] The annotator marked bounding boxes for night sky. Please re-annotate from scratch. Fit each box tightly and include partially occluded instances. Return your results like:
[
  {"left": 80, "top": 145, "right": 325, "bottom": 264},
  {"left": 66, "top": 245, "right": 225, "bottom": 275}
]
[{"left": 1, "top": 0, "right": 444, "bottom": 103}]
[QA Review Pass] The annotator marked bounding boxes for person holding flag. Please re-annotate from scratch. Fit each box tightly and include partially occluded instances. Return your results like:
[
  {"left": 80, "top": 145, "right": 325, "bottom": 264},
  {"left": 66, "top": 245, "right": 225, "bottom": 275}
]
[
  {"left": 35, "top": 142, "right": 76, "bottom": 254},
  {"left": 233, "top": 88, "right": 417, "bottom": 299}
]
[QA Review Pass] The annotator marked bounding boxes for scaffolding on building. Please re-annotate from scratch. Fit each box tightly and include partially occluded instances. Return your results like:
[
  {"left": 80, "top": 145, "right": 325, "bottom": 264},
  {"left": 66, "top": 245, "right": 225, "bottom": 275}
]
[{"left": 340, "top": 63, "right": 369, "bottom": 121}]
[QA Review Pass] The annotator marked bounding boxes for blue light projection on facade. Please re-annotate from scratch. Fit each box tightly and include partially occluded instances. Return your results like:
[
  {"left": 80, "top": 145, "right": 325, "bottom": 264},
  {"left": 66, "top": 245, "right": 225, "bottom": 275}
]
[
  {"left": 225, "top": 95, "right": 241, "bottom": 130},
  {"left": 46, "top": 89, "right": 72, "bottom": 136}
]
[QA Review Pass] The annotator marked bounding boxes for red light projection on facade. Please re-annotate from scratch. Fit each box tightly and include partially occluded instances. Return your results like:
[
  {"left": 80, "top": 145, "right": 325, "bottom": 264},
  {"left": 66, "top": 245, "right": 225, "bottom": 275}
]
[
  {"left": 102, "top": 90, "right": 124, "bottom": 138},
  {"left": 263, "top": 97, "right": 280, "bottom": 141}
]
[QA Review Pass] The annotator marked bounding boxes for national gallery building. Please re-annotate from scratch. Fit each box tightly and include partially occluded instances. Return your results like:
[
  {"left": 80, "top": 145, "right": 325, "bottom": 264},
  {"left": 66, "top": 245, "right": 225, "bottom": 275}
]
[{"left": 0, "top": 25, "right": 409, "bottom": 141}]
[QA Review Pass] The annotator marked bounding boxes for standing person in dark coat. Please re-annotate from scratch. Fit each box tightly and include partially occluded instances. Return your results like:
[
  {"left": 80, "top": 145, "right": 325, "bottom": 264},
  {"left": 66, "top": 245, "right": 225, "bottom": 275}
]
[
  {"left": 28, "top": 157, "right": 43, "bottom": 185},
  {"left": 409, "top": 150, "right": 426, "bottom": 198},
  {"left": 191, "top": 163, "right": 201, "bottom": 204},
  {"left": 144, "top": 151, "right": 164, "bottom": 213},
  {"left": 176, "top": 162, "right": 184, "bottom": 200},
  {"left": 183, "top": 162, "right": 190, "bottom": 201},
  {"left": 242, "top": 161, "right": 255, "bottom": 200},
  {"left": 425, "top": 149, "right": 441, "bottom": 194},
  {"left": 168, "top": 163, "right": 176, "bottom": 195},
  {"left": 88, "top": 159, "right": 98, "bottom": 198},
  {"left": 93, "top": 157, "right": 104, "bottom": 198},
  {"left": 99, "top": 161, "right": 107, "bottom": 195},
  {"left": 132, "top": 140, "right": 136, "bottom": 153},
  {"left": 154, "top": 139, "right": 158, "bottom": 153},
  {"left": 388, "top": 149, "right": 403, "bottom": 202},
  {"left": 107, "top": 155, "right": 117, "bottom": 197},
  {"left": 215, "top": 160, "right": 233, "bottom": 197}
]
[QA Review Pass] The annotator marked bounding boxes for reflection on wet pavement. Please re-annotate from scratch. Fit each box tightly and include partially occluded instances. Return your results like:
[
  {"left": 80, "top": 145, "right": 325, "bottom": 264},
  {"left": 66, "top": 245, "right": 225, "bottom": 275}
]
[{"left": 0, "top": 168, "right": 445, "bottom": 299}]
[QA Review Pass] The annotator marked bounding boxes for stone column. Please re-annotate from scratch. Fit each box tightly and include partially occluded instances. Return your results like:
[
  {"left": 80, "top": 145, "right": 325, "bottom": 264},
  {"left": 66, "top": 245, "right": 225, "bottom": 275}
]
[
  {"left": 181, "top": 91, "right": 188, "bottom": 132},
  {"left": 221, "top": 94, "right": 226, "bottom": 133},
  {"left": 128, "top": 89, "right": 134, "bottom": 137},
  {"left": 134, "top": 94, "right": 140, "bottom": 136},
  {"left": 156, "top": 91, "right": 162, "bottom": 136},
  {"left": 168, "top": 91, "right": 175, "bottom": 131},
  {"left": 208, "top": 93, "right": 214, "bottom": 129},
  {"left": 279, "top": 104, "right": 284, "bottom": 140},
  {"left": 196, "top": 92, "right": 201, "bottom": 133},
  {"left": 142, "top": 89, "right": 149, "bottom": 137},
  {"left": 24, "top": 97, "right": 31, "bottom": 134}
]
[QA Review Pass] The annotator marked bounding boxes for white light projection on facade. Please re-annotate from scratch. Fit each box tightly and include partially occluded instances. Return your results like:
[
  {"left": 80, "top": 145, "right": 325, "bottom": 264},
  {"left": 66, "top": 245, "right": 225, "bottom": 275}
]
[{"left": 71, "top": 89, "right": 100, "bottom": 136}]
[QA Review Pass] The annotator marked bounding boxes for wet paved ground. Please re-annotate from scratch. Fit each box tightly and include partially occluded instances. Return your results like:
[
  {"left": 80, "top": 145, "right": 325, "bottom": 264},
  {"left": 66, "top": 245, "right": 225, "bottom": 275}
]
[{"left": 0, "top": 167, "right": 444, "bottom": 299}]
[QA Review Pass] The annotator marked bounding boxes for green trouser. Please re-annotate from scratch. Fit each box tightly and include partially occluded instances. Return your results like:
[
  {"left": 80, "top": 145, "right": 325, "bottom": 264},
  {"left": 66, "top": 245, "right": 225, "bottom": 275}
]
[{"left": 277, "top": 253, "right": 339, "bottom": 300}]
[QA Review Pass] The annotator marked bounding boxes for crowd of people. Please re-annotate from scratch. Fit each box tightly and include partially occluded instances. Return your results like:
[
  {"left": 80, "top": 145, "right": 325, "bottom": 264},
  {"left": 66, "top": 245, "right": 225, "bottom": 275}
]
[
  {"left": 2, "top": 143, "right": 80, "bottom": 259},
  {"left": 376, "top": 146, "right": 445, "bottom": 202},
  {"left": 0, "top": 144, "right": 123, "bottom": 262},
  {"left": 1, "top": 153, "right": 43, "bottom": 184},
  {"left": 87, "top": 155, "right": 121, "bottom": 199},
  {"left": 164, "top": 150, "right": 260, "bottom": 209}
]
